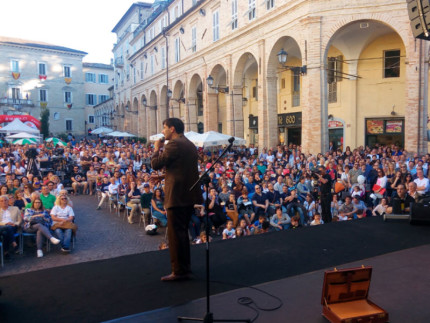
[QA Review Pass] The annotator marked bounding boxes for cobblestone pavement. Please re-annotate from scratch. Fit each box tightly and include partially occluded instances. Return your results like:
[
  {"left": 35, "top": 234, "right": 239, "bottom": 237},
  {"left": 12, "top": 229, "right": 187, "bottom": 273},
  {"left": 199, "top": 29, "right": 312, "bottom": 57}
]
[{"left": 0, "top": 194, "right": 165, "bottom": 277}]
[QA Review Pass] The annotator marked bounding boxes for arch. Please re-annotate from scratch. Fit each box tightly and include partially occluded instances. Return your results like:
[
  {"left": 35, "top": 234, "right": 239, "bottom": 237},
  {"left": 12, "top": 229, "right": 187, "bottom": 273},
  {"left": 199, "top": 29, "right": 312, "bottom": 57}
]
[
  {"left": 187, "top": 73, "right": 204, "bottom": 132},
  {"left": 233, "top": 52, "right": 259, "bottom": 142},
  {"left": 323, "top": 19, "right": 408, "bottom": 151},
  {"left": 172, "top": 80, "right": 185, "bottom": 120},
  {"left": 266, "top": 36, "right": 303, "bottom": 147}
]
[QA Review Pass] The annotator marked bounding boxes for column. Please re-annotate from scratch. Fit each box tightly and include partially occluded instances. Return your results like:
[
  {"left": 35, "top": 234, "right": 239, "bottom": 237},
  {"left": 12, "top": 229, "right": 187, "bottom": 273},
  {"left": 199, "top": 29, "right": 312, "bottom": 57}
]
[
  {"left": 186, "top": 97, "right": 198, "bottom": 132},
  {"left": 206, "top": 92, "right": 218, "bottom": 131},
  {"left": 232, "top": 85, "right": 245, "bottom": 138}
]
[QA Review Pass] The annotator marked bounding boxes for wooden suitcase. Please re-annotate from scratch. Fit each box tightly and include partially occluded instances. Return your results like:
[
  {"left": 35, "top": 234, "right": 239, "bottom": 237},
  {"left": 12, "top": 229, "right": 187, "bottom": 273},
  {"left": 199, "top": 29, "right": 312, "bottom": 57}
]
[{"left": 321, "top": 266, "right": 389, "bottom": 323}]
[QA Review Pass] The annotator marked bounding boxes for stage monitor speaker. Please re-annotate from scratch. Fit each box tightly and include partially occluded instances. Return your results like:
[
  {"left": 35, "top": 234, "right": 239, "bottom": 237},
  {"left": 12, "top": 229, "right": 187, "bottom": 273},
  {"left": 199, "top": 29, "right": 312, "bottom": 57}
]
[
  {"left": 407, "top": 0, "right": 430, "bottom": 39},
  {"left": 410, "top": 202, "right": 430, "bottom": 225}
]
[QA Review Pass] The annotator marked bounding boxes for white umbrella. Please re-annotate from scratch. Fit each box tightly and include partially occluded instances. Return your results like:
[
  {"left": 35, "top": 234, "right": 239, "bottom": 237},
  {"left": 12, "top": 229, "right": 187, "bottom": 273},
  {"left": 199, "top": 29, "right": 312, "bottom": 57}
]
[
  {"left": 184, "top": 131, "right": 200, "bottom": 140},
  {"left": 91, "top": 127, "right": 113, "bottom": 135},
  {"left": 149, "top": 133, "right": 165, "bottom": 142},
  {"left": 190, "top": 131, "right": 246, "bottom": 148},
  {"left": 6, "top": 132, "right": 40, "bottom": 140},
  {"left": 107, "top": 131, "right": 126, "bottom": 137},
  {"left": 118, "top": 132, "right": 136, "bottom": 137}
]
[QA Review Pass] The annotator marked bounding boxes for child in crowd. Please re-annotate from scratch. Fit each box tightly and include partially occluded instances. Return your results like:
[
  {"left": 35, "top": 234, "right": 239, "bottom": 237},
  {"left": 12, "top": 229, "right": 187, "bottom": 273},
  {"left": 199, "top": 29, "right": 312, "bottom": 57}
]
[
  {"left": 222, "top": 220, "right": 236, "bottom": 239},
  {"left": 238, "top": 218, "right": 251, "bottom": 236},
  {"left": 310, "top": 212, "right": 324, "bottom": 226},
  {"left": 289, "top": 215, "right": 302, "bottom": 229},
  {"left": 350, "top": 185, "right": 364, "bottom": 199},
  {"left": 251, "top": 214, "right": 267, "bottom": 234}
]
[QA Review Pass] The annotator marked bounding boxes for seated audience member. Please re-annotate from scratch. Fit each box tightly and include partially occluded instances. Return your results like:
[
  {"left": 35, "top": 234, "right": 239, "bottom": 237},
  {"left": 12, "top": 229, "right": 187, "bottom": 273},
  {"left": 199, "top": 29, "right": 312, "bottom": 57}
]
[
  {"left": 252, "top": 185, "right": 268, "bottom": 217},
  {"left": 407, "top": 182, "right": 420, "bottom": 201},
  {"left": 23, "top": 198, "right": 60, "bottom": 258},
  {"left": 189, "top": 204, "right": 205, "bottom": 243},
  {"left": 414, "top": 168, "right": 429, "bottom": 196},
  {"left": 350, "top": 185, "right": 364, "bottom": 199},
  {"left": 40, "top": 185, "right": 56, "bottom": 212},
  {"left": 23, "top": 184, "right": 33, "bottom": 203},
  {"left": 86, "top": 165, "right": 98, "bottom": 196},
  {"left": 126, "top": 181, "right": 142, "bottom": 224},
  {"left": 50, "top": 195, "right": 75, "bottom": 253},
  {"left": 330, "top": 194, "right": 341, "bottom": 217},
  {"left": 251, "top": 214, "right": 267, "bottom": 234},
  {"left": 13, "top": 190, "right": 27, "bottom": 210},
  {"left": 140, "top": 184, "right": 153, "bottom": 224},
  {"left": 71, "top": 166, "right": 88, "bottom": 195},
  {"left": 259, "top": 220, "right": 270, "bottom": 234},
  {"left": 386, "top": 184, "right": 415, "bottom": 214},
  {"left": 238, "top": 218, "right": 251, "bottom": 236},
  {"left": 222, "top": 220, "right": 236, "bottom": 239},
  {"left": 151, "top": 188, "right": 167, "bottom": 227},
  {"left": 289, "top": 215, "right": 302, "bottom": 229},
  {"left": 284, "top": 189, "right": 306, "bottom": 225},
  {"left": 338, "top": 196, "right": 358, "bottom": 220},
  {"left": 207, "top": 188, "right": 227, "bottom": 232},
  {"left": 270, "top": 206, "right": 290, "bottom": 231},
  {"left": 58, "top": 190, "right": 74, "bottom": 207},
  {"left": 266, "top": 183, "right": 281, "bottom": 215},
  {"left": 96, "top": 176, "right": 110, "bottom": 210},
  {"left": 237, "top": 188, "right": 255, "bottom": 225},
  {"left": 0, "top": 195, "right": 21, "bottom": 258},
  {"left": 108, "top": 177, "right": 119, "bottom": 208},
  {"left": 303, "top": 194, "right": 316, "bottom": 220},
  {"left": 351, "top": 196, "right": 368, "bottom": 218},
  {"left": 310, "top": 213, "right": 324, "bottom": 226},
  {"left": 225, "top": 193, "right": 239, "bottom": 227},
  {"left": 372, "top": 197, "right": 388, "bottom": 216}
]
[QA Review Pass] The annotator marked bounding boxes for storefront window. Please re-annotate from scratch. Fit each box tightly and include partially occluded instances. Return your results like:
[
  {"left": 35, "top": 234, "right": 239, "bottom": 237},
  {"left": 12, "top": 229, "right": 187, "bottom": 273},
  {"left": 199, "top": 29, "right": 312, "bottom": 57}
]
[{"left": 365, "top": 118, "right": 404, "bottom": 147}]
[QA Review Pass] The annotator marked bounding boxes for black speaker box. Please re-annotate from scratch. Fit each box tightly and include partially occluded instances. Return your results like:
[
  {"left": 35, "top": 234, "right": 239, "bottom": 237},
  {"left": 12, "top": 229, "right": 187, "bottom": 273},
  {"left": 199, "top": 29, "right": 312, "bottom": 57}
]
[
  {"left": 410, "top": 202, "right": 430, "bottom": 225},
  {"left": 407, "top": 0, "right": 430, "bottom": 39}
]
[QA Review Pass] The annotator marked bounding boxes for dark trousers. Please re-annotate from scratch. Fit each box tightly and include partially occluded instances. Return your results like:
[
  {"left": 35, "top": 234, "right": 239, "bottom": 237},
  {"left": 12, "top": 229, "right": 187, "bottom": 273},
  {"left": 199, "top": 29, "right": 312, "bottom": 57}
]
[
  {"left": 321, "top": 193, "right": 332, "bottom": 223},
  {"left": 167, "top": 206, "right": 194, "bottom": 275}
]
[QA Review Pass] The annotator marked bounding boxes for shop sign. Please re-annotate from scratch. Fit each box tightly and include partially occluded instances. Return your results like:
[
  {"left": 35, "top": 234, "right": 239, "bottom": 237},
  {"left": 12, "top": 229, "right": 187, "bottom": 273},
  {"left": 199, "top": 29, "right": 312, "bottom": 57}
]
[
  {"left": 385, "top": 120, "right": 402, "bottom": 133},
  {"left": 278, "top": 112, "right": 302, "bottom": 127},
  {"left": 366, "top": 120, "right": 384, "bottom": 134},
  {"left": 328, "top": 120, "right": 343, "bottom": 128}
]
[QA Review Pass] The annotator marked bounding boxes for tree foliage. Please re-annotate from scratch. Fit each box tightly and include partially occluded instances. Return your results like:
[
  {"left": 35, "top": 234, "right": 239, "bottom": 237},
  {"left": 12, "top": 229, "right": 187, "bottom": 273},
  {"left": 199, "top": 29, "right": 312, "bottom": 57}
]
[{"left": 40, "top": 107, "right": 50, "bottom": 138}]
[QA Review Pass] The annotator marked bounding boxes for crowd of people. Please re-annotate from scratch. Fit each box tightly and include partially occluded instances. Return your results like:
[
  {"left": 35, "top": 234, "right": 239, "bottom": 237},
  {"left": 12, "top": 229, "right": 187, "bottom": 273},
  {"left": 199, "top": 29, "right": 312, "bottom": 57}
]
[{"left": 0, "top": 136, "right": 429, "bottom": 261}]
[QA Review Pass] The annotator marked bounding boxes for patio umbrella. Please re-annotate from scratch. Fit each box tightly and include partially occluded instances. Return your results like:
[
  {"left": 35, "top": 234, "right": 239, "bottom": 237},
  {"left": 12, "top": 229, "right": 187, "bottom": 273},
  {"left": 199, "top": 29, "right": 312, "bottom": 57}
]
[
  {"left": 149, "top": 133, "right": 165, "bottom": 142},
  {"left": 45, "top": 138, "right": 67, "bottom": 147},
  {"left": 118, "top": 132, "right": 136, "bottom": 137},
  {"left": 6, "top": 132, "right": 40, "bottom": 140},
  {"left": 184, "top": 131, "right": 200, "bottom": 140},
  {"left": 13, "top": 138, "right": 37, "bottom": 145},
  {"left": 189, "top": 131, "right": 246, "bottom": 148},
  {"left": 91, "top": 127, "right": 114, "bottom": 135}
]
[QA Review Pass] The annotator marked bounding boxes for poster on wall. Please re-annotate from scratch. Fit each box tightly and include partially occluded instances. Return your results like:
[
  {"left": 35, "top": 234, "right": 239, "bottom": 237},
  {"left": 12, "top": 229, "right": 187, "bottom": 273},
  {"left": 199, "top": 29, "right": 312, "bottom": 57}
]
[
  {"left": 366, "top": 120, "right": 384, "bottom": 134},
  {"left": 385, "top": 120, "right": 402, "bottom": 133}
]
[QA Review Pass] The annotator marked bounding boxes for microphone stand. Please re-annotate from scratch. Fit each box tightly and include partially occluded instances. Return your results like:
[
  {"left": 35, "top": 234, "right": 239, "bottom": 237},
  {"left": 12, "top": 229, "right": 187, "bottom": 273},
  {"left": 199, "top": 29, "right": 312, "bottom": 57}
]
[{"left": 178, "top": 138, "right": 250, "bottom": 323}]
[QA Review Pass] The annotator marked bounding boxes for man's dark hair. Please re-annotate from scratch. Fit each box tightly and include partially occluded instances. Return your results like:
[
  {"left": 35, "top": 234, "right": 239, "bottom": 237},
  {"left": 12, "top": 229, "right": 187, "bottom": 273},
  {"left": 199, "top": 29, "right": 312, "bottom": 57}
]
[{"left": 163, "top": 118, "right": 184, "bottom": 134}]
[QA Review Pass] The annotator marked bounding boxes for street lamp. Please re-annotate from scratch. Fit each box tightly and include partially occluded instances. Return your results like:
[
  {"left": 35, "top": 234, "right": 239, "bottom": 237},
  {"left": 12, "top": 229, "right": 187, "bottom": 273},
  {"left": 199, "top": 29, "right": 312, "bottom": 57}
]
[
  {"left": 277, "top": 48, "right": 307, "bottom": 74},
  {"left": 206, "top": 75, "right": 229, "bottom": 93}
]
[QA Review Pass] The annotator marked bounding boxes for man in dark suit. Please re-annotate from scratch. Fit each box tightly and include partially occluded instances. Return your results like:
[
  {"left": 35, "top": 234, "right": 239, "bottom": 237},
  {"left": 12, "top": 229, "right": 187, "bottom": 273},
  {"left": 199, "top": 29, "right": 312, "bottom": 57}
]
[{"left": 151, "top": 118, "right": 202, "bottom": 281}]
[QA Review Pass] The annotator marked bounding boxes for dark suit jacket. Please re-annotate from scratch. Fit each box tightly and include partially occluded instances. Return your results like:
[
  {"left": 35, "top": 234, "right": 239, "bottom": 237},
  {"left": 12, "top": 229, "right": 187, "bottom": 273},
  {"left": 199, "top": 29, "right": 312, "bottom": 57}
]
[{"left": 151, "top": 134, "right": 202, "bottom": 209}]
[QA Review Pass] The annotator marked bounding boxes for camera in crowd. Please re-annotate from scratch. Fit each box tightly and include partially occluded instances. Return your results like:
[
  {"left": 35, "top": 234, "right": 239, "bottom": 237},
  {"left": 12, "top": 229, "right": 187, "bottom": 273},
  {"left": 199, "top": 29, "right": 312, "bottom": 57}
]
[
  {"left": 310, "top": 170, "right": 320, "bottom": 180},
  {"left": 25, "top": 148, "right": 38, "bottom": 159}
]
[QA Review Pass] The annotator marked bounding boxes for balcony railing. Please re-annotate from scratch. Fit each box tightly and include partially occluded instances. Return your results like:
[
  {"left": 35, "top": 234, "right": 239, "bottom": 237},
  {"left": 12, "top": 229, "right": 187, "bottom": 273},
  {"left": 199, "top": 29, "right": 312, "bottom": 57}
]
[
  {"left": 0, "top": 98, "right": 34, "bottom": 107},
  {"left": 115, "top": 57, "right": 124, "bottom": 68}
]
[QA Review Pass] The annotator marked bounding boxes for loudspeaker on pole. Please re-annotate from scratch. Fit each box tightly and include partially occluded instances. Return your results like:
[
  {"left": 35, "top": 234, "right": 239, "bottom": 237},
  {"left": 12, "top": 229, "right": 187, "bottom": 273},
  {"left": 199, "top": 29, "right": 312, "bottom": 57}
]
[{"left": 407, "top": 0, "right": 430, "bottom": 39}]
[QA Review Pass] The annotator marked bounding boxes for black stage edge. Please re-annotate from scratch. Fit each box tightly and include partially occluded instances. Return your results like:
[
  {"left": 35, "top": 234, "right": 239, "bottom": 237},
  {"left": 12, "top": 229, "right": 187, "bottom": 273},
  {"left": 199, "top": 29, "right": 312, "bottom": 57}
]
[{"left": 0, "top": 217, "right": 429, "bottom": 323}]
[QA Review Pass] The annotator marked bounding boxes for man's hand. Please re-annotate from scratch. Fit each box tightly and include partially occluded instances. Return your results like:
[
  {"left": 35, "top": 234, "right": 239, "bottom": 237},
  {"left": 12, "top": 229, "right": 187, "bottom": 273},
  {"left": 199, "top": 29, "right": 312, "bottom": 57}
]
[{"left": 154, "top": 138, "right": 165, "bottom": 152}]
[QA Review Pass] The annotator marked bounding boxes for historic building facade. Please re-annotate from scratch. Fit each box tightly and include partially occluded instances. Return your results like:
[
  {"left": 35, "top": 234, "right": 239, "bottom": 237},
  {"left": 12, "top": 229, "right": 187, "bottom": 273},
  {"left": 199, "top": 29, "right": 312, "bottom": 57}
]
[
  {"left": 0, "top": 36, "right": 88, "bottom": 135},
  {"left": 83, "top": 63, "right": 114, "bottom": 134},
  {"left": 112, "top": 0, "right": 429, "bottom": 154}
]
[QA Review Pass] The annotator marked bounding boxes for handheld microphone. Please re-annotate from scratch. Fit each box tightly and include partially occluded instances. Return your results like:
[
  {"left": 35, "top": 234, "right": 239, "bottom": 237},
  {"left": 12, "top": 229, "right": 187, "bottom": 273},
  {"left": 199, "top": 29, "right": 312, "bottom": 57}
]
[
  {"left": 160, "top": 137, "right": 165, "bottom": 143},
  {"left": 228, "top": 137, "right": 235, "bottom": 144}
]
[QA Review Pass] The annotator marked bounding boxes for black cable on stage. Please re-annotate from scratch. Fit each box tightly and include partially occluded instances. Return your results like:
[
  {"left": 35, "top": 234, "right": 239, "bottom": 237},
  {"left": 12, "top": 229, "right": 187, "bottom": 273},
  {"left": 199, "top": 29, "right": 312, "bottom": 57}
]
[{"left": 208, "top": 279, "right": 284, "bottom": 323}]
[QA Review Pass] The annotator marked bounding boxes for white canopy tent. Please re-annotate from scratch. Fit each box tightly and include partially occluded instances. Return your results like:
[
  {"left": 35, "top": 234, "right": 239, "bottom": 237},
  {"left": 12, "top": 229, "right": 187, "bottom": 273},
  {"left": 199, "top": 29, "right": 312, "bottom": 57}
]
[
  {"left": 189, "top": 131, "right": 246, "bottom": 148},
  {"left": 0, "top": 118, "right": 40, "bottom": 134},
  {"left": 91, "top": 127, "right": 113, "bottom": 135},
  {"left": 107, "top": 131, "right": 136, "bottom": 137}
]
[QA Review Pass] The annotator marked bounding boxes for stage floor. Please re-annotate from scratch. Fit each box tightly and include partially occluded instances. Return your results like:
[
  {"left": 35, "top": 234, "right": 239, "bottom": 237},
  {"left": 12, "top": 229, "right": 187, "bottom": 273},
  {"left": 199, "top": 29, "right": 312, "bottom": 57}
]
[
  {"left": 0, "top": 216, "right": 429, "bottom": 322},
  {"left": 110, "top": 244, "right": 430, "bottom": 323}
]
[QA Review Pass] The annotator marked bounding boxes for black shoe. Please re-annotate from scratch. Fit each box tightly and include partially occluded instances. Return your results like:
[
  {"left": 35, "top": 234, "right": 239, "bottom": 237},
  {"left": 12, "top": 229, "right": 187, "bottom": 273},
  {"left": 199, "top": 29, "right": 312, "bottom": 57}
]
[
  {"left": 61, "top": 248, "right": 71, "bottom": 253},
  {"left": 96, "top": 206, "right": 101, "bottom": 210}
]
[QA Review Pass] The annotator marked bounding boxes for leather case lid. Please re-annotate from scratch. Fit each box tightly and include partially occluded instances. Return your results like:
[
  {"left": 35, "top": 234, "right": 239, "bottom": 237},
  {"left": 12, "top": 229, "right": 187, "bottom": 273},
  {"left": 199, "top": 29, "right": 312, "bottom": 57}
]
[{"left": 321, "top": 266, "right": 372, "bottom": 305}]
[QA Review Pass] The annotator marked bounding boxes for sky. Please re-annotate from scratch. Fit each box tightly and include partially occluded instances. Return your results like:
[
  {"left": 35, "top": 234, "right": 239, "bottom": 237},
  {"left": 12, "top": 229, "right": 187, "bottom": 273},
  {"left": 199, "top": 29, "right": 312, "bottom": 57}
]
[{"left": 1, "top": 0, "right": 154, "bottom": 64}]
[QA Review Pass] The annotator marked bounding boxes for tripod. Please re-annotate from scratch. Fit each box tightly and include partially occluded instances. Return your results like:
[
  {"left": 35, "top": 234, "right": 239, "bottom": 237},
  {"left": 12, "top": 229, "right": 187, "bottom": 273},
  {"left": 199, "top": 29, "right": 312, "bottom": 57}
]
[
  {"left": 26, "top": 157, "right": 41, "bottom": 178},
  {"left": 178, "top": 138, "right": 250, "bottom": 323}
]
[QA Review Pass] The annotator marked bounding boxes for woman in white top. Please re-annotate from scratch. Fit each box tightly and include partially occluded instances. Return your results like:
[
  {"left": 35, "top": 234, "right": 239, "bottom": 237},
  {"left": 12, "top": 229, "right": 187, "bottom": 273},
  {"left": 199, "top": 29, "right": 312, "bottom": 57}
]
[{"left": 51, "top": 195, "right": 75, "bottom": 252}]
